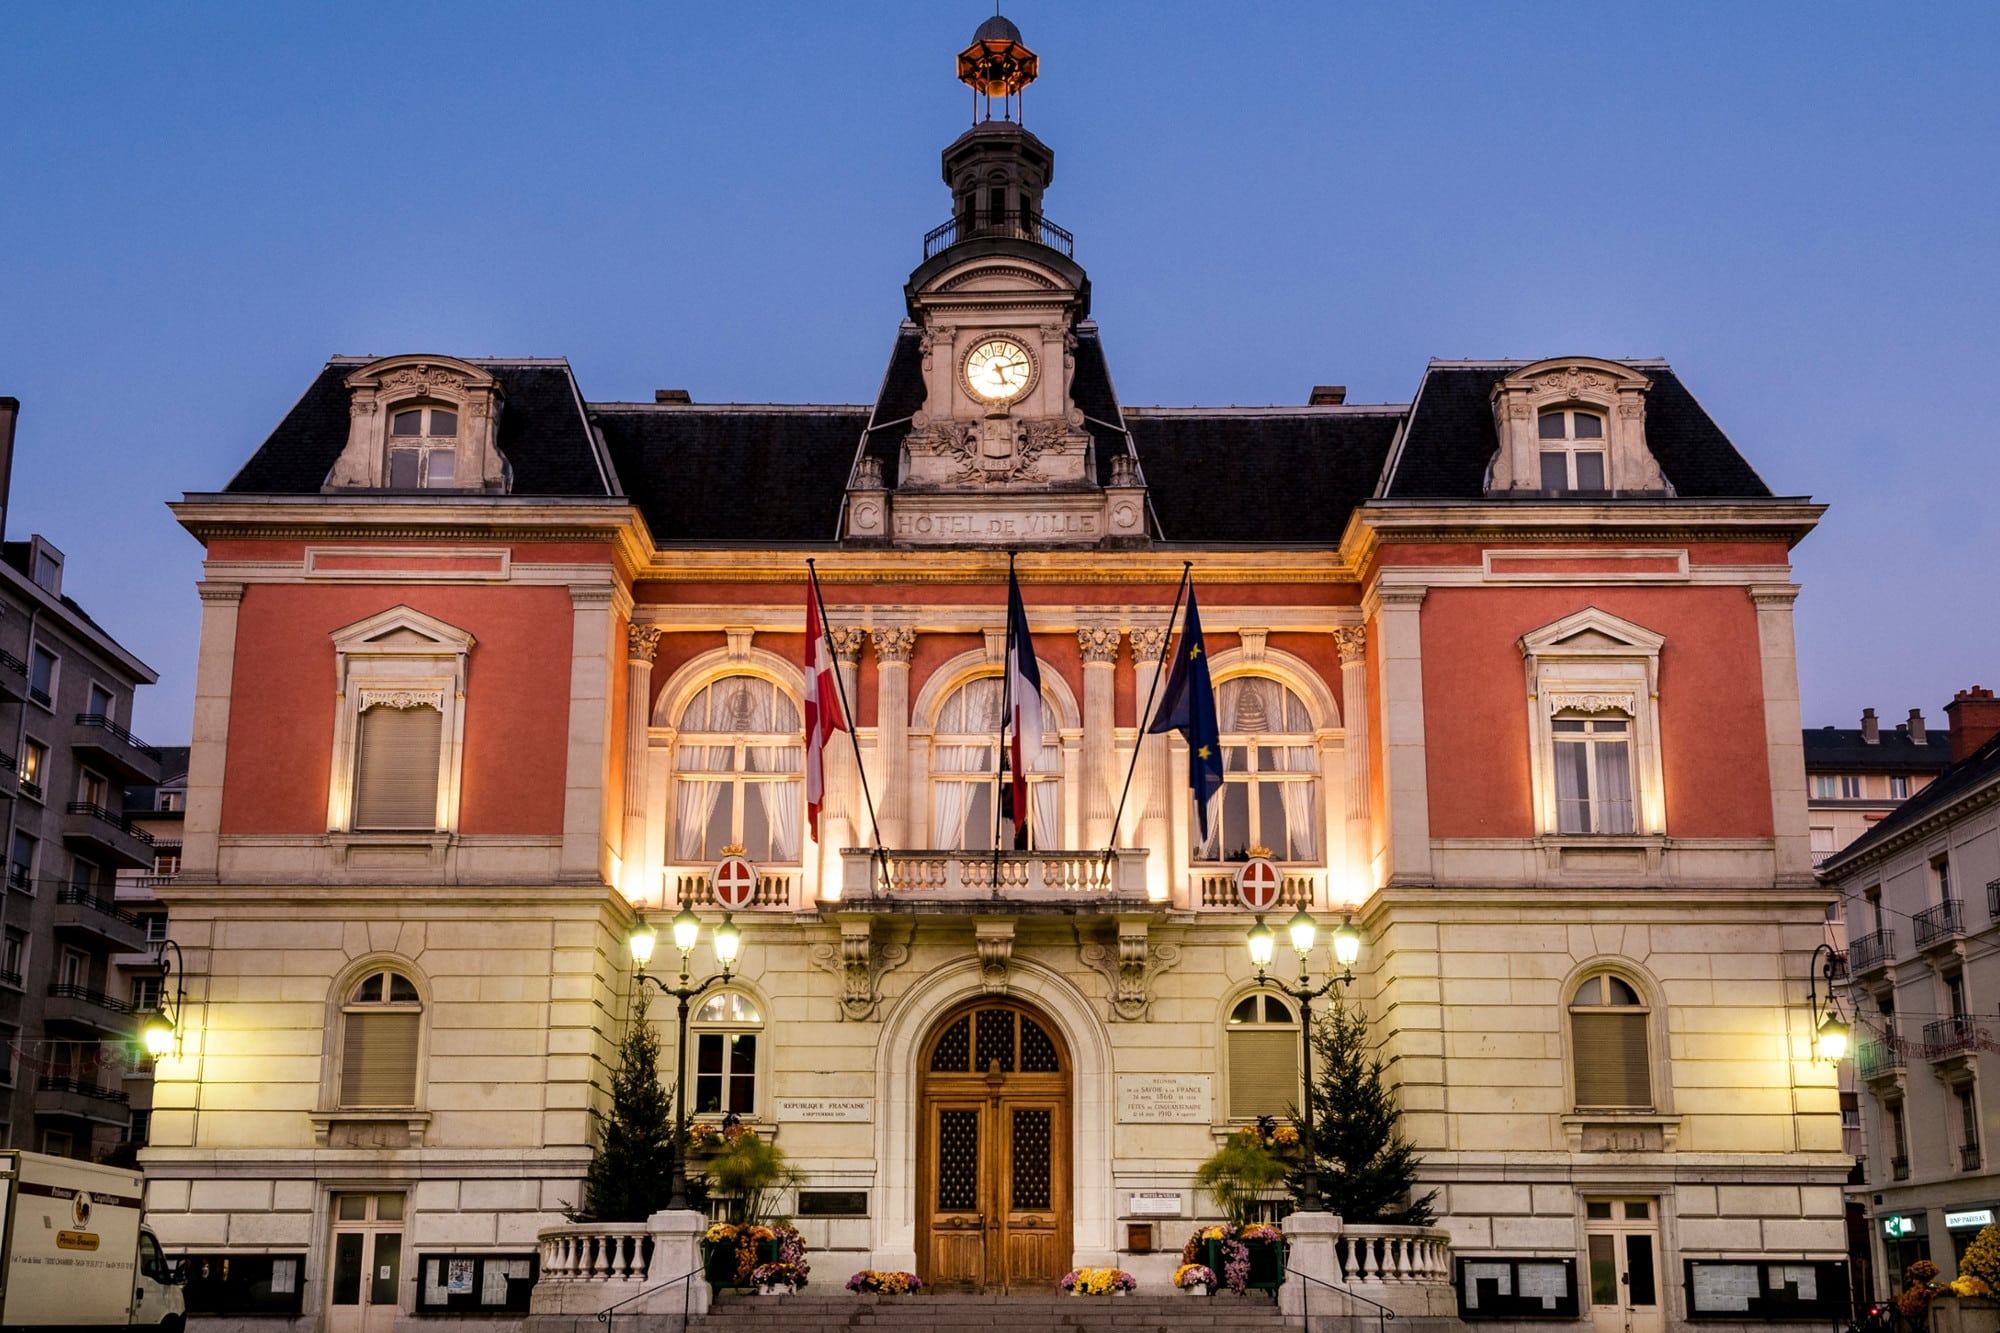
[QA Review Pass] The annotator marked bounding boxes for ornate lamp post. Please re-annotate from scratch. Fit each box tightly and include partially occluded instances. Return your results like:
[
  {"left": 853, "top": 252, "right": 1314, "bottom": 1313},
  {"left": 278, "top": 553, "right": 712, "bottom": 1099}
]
[
  {"left": 1249, "top": 905, "right": 1362, "bottom": 1210},
  {"left": 1808, "top": 941, "right": 1850, "bottom": 1063},
  {"left": 630, "top": 900, "right": 741, "bottom": 1212}
]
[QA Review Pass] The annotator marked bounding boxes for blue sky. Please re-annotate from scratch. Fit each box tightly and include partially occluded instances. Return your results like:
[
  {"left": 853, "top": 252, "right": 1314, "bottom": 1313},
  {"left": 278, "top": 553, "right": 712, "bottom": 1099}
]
[{"left": 4, "top": 3, "right": 1996, "bottom": 739}]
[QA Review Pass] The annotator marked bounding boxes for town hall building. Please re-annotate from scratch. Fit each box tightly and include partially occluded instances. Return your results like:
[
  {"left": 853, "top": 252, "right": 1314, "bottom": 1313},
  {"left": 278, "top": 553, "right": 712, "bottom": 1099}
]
[{"left": 145, "top": 17, "right": 1845, "bottom": 1333}]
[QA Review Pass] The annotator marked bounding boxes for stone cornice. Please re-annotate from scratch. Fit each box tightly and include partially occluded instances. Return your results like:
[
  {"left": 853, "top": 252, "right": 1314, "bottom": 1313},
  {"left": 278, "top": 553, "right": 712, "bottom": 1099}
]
[{"left": 1339, "top": 500, "right": 1828, "bottom": 572}]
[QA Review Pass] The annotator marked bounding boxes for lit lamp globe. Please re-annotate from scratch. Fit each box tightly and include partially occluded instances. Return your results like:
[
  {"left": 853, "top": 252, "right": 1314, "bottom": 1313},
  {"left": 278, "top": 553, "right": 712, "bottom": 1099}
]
[
  {"left": 671, "top": 906, "right": 702, "bottom": 956},
  {"left": 713, "top": 918, "right": 742, "bottom": 970},
  {"left": 1818, "top": 1014, "right": 1850, "bottom": 1063},
  {"left": 1286, "top": 908, "right": 1318, "bottom": 958},
  {"left": 142, "top": 1015, "right": 175, "bottom": 1060},
  {"left": 1246, "top": 919, "right": 1275, "bottom": 970},
  {"left": 1332, "top": 919, "right": 1362, "bottom": 970},
  {"left": 628, "top": 920, "right": 659, "bottom": 970}
]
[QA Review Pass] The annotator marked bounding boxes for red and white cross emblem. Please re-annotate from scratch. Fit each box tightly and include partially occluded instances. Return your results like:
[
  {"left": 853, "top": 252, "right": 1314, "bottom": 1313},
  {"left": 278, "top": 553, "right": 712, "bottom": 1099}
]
[
  {"left": 1235, "top": 857, "right": 1283, "bottom": 913},
  {"left": 712, "top": 855, "right": 760, "bottom": 911}
]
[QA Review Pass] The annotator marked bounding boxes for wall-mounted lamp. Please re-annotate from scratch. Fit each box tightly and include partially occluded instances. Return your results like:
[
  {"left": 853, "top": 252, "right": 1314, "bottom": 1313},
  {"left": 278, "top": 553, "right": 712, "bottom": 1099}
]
[
  {"left": 140, "top": 940, "right": 188, "bottom": 1060},
  {"left": 1809, "top": 942, "right": 1849, "bottom": 1063}
]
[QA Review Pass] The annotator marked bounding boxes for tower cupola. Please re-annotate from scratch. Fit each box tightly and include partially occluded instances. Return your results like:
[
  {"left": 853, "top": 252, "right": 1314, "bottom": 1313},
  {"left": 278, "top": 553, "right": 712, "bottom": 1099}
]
[{"left": 931, "top": 14, "right": 1065, "bottom": 258}]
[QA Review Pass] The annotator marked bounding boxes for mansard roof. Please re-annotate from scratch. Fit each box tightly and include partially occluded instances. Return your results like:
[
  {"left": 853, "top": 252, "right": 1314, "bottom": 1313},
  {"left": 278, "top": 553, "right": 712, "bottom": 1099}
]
[
  {"left": 1383, "top": 360, "right": 1774, "bottom": 500},
  {"left": 1821, "top": 730, "right": 2000, "bottom": 873},
  {"left": 225, "top": 357, "right": 611, "bottom": 497},
  {"left": 1801, "top": 725, "right": 1954, "bottom": 774}
]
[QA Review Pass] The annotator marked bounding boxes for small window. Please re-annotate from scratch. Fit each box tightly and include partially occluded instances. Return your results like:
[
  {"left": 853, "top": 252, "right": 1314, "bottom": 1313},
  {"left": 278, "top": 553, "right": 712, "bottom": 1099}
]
[
  {"left": 1570, "top": 974, "right": 1652, "bottom": 1109},
  {"left": 8, "top": 832, "right": 35, "bottom": 892},
  {"left": 78, "top": 770, "right": 108, "bottom": 811},
  {"left": 339, "top": 969, "right": 423, "bottom": 1108},
  {"left": 691, "top": 990, "right": 761, "bottom": 1117},
  {"left": 385, "top": 405, "right": 460, "bottom": 489},
  {"left": 1936, "top": 856, "right": 1954, "bottom": 901},
  {"left": 27, "top": 648, "right": 55, "bottom": 708},
  {"left": 1890, "top": 776, "right": 1911, "bottom": 799},
  {"left": 131, "top": 976, "right": 163, "bottom": 1013},
  {"left": 0, "top": 1023, "right": 15, "bottom": 1086},
  {"left": 85, "top": 684, "right": 113, "bottom": 723},
  {"left": 1537, "top": 410, "right": 1608, "bottom": 494},
  {"left": 0, "top": 932, "right": 24, "bottom": 987},
  {"left": 17, "top": 742, "right": 45, "bottom": 801},
  {"left": 128, "top": 1109, "right": 152, "bottom": 1147},
  {"left": 1226, "top": 991, "right": 1299, "bottom": 1120},
  {"left": 1841, "top": 775, "right": 1862, "bottom": 799},
  {"left": 1552, "top": 713, "right": 1635, "bottom": 834},
  {"left": 352, "top": 703, "right": 443, "bottom": 830},
  {"left": 31, "top": 548, "right": 61, "bottom": 594},
  {"left": 142, "top": 912, "right": 169, "bottom": 943}
]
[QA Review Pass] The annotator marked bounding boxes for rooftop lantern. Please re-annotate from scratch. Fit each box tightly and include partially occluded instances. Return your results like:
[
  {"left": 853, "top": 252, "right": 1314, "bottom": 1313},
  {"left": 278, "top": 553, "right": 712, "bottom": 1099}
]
[{"left": 958, "top": 14, "right": 1038, "bottom": 123}]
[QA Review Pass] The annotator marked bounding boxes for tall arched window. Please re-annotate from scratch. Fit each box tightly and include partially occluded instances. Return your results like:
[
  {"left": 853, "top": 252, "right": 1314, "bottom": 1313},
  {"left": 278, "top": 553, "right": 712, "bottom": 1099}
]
[
  {"left": 339, "top": 969, "right": 423, "bottom": 1108},
  {"left": 930, "top": 677, "right": 1060, "bottom": 850},
  {"left": 1225, "top": 991, "right": 1299, "bottom": 1120},
  {"left": 673, "top": 677, "right": 803, "bottom": 863},
  {"left": 691, "top": 990, "right": 762, "bottom": 1116},
  {"left": 1570, "top": 974, "right": 1652, "bottom": 1109},
  {"left": 1195, "top": 678, "right": 1319, "bottom": 863}
]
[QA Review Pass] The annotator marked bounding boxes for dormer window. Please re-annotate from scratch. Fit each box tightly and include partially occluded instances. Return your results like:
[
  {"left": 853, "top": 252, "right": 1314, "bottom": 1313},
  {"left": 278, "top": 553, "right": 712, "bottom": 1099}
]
[
  {"left": 386, "top": 406, "right": 459, "bottom": 488},
  {"left": 1538, "top": 410, "right": 1607, "bottom": 493}
]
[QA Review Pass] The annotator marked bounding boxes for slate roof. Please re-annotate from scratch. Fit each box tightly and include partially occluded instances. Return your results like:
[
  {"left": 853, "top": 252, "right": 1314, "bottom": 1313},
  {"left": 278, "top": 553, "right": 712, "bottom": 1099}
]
[
  {"left": 1384, "top": 361, "right": 1773, "bottom": 500},
  {"left": 225, "top": 359, "right": 610, "bottom": 497},
  {"left": 1801, "top": 725, "right": 1953, "bottom": 774},
  {"left": 1822, "top": 731, "right": 2000, "bottom": 871}
]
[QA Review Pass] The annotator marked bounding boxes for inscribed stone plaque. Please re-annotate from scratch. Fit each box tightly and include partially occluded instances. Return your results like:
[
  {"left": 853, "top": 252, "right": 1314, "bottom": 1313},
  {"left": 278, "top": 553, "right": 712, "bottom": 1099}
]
[
  {"left": 1116, "top": 1074, "right": 1211, "bottom": 1122},
  {"left": 775, "top": 1097, "right": 872, "bottom": 1123},
  {"left": 797, "top": 1191, "right": 870, "bottom": 1217},
  {"left": 1129, "top": 1192, "right": 1183, "bottom": 1217}
]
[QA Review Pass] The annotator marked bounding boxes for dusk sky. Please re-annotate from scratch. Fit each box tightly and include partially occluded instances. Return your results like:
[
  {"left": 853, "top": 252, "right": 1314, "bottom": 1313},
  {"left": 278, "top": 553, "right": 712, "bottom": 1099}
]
[{"left": 4, "top": 3, "right": 1996, "bottom": 740}]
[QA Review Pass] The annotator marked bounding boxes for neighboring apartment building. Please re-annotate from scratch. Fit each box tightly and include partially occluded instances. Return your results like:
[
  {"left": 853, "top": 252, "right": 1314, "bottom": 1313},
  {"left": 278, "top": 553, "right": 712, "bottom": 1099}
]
[
  {"left": 112, "top": 746, "right": 189, "bottom": 1160},
  {"left": 1823, "top": 687, "right": 2000, "bottom": 1294},
  {"left": 0, "top": 397, "right": 163, "bottom": 1159},
  {"left": 142, "top": 19, "right": 1847, "bottom": 1333},
  {"left": 1805, "top": 711, "right": 1951, "bottom": 868}
]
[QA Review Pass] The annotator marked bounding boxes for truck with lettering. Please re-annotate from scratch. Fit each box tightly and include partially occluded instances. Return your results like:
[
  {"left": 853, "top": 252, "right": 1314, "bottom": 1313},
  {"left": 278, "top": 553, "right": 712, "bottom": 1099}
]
[{"left": 0, "top": 1150, "right": 184, "bottom": 1327}]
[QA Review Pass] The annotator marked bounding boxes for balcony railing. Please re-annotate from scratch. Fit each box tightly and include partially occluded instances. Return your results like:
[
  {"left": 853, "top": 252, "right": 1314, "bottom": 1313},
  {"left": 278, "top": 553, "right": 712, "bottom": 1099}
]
[
  {"left": 1850, "top": 929, "right": 1896, "bottom": 974},
  {"left": 55, "top": 885, "right": 143, "bottom": 928},
  {"left": 1892, "top": 1156, "right": 1911, "bottom": 1181},
  {"left": 1923, "top": 1015, "right": 1979, "bottom": 1058},
  {"left": 1857, "top": 1039, "right": 1906, "bottom": 1079},
  {"left": 46, "top": 982, "right": 133, "bottom": 1014},
  {"left": 1989, "top": 878, "right": 2000, "bottom": 920},
  {"left": 1965, "top": 1143, "right": 1985, "bottom": 1172},
  {"left": 73, "top": 713, "right": 159, "bottom": 759},
  {"left": 665, "top": 866, "right": 798, "bottom": 912},
  {"left": 0, "top": 649, "right": 23, "bottom": 679},
  {"left": 1914, "top": 898, "right": 1966, "bottom": 950},
  {"left": 923, "top": 210, "right": 1074, "bottom": 260},
  {"left": 838, "top": 848, "right": 1146, "bottom": 903},
  {"left": 1196, "top": 870, "right": 1318, "bottom": 910},
  {"left": 35, "top": 1075, "right": 129, "bottom": 1105},
  {"left": 65, "top": 803, "right": 155, "bottom": 846},
  {"left": 0, "top": 969, "right": 20, "bottom": 990}
]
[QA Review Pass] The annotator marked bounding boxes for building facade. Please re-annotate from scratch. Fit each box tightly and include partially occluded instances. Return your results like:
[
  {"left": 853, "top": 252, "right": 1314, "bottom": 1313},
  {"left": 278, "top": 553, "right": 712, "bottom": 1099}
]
[
  {"left": 1805, "top": 712, "right": 1950, "bottom": 869},
  {"left": 1824, "top": 689, "right": 2000, "bottom": 1295},
  {"left": 145, "top": 22, "right": 1847, "bottom": 1333},
  {"left": 0, "top": 397, "right": 163, "bottom": 1160}
]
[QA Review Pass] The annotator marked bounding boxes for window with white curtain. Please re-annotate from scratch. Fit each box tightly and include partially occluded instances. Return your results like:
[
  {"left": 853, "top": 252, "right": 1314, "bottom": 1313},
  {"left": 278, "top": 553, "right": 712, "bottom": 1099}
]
[
  {"left": 1552, "top": 710, "right": 1635, "bottom": 834},
  {"left": 929, "top": 676, "right": 1060, "bottom": 850},
  {"left": 673, "top": 676, "right": 804, "bottom": 863},
  {"left": 1194, "top": 677, "right": 1320, "bottom": 863}
]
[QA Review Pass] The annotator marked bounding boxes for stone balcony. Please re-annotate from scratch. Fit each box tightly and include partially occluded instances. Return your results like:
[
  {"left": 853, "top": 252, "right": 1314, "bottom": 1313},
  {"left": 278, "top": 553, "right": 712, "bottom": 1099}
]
[{"left": 837, "top": 848, "right": 1148, "bottom": 912}]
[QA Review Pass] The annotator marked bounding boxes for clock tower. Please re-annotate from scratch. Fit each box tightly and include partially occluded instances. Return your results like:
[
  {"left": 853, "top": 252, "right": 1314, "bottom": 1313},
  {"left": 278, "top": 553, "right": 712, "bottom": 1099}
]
[{"left": 843, "top": 15, "right": 1148, "bottom": 547}]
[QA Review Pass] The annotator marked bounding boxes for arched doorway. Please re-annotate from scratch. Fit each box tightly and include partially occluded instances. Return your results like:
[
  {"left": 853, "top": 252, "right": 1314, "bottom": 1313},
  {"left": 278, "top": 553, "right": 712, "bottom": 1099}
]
[{"left": 917, "top": 999, "right": 1072, "bottom": 1292}]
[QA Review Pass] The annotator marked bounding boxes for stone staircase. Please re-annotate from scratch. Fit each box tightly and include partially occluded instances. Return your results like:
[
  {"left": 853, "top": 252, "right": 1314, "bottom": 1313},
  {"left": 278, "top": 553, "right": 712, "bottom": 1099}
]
[{"left": 689, "top": 1290, "right": 1296, "bottom": 1332}]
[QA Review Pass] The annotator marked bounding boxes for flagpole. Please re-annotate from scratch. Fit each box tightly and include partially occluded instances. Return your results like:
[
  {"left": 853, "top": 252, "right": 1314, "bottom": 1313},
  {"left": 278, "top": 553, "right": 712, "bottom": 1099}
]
[
  {"left": 1103, "top": 561, "right": 1192, "bottom": 871},
  {"left": 807, "top": 560, "right": 888, "bottom": 895},
  {"left": 993, "top": 551, "right": 1016, "bottom": 893}
]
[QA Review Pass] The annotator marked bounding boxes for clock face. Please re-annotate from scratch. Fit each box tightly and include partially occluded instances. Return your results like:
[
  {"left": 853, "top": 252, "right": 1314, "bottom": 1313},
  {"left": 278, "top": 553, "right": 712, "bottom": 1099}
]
[{"left": 964, "top": 337, "right": 1034, "bottom": 404}]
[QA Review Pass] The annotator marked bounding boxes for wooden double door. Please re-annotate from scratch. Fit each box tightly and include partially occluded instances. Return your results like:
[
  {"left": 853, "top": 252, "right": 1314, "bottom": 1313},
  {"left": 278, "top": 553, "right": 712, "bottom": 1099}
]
[{"left": 919, "top": 1002, "right": 1071, "bottom": 1292}]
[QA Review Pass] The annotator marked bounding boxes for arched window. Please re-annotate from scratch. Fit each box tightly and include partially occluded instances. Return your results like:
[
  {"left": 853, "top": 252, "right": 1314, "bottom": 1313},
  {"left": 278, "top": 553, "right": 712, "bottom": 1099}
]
[
  {"left": 385, "top": 404, "right": 460, "bottom": 488},
  {"left": 1537, "top": 409, "right": 1606, "bottom": 494},
  {"left": 691, "top": 990, "right": 762, "bottom": 1116},
  {"left": 1552, "top": 709, "right": 1635, "bottom": 834},
  {"left": 1225, "top": 991, "right": 1299, "bottom": 1120},
  {"left": 673, "top": 677, "right": 803, "bottom": 863},
  {"left": 1570, "top": 974, "right": 1652, "bottom": 1109},
  {"left": 339, "top": 969, "right": 422, "bottom": 1108},
  {"left": 1196, "top": 678, "right": 1319, "bottom": 863},
  {"left": 930, "top": 677, "right": 1060, "bottom": 850}
]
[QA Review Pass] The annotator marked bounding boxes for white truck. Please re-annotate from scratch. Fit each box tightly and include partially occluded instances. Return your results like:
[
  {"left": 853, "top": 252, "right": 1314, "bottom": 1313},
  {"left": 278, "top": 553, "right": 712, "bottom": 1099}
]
[{"left": 0, "top": 1151, "right": 183, "bottom": 1327}]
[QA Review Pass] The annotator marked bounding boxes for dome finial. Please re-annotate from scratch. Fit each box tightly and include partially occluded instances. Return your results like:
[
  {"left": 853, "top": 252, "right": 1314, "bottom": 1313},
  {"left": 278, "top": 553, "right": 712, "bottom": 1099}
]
[{"left": 958, "top": 12, "right": 1037, "bottom": 124}]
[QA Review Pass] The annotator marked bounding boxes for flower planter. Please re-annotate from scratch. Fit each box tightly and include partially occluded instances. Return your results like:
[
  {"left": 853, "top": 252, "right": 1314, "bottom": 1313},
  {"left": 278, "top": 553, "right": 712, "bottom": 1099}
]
[
  {"left": 700, "top": 1241, "right": 738, "bottom": 1288},
  {"left": 1183, "top": 1284, "right": 1212, "bottom": 1297},
  {"left": 1243, "top": 1238, "right": 1286, "bottom": 1291},
  {"left": 757, "top": 1283, "right": 793, "bottom": 1297}
]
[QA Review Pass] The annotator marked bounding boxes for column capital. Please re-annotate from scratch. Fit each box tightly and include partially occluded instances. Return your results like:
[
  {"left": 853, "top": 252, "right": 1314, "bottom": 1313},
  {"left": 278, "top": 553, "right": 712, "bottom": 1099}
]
[
  {"left": 1127, "top": 625, "right": 1168, "bottom": 663},
  {"left": 827, "top": 625, "right": 868, "bottom": 663},
  {"left": 871, "top": 626, "right": 916, "bottom": 665},
  {"left": 197, "top": 581, "right": 245, "bottom": 604},
  {"left": 1332, "top": 626, "right": 1367, "bottom": 664},
  {"left": 627, "top": 624, "right": 663, "bottom": 663},
  {"left": 1078, "top": 626, "right": 1122, "bottom": 665}
]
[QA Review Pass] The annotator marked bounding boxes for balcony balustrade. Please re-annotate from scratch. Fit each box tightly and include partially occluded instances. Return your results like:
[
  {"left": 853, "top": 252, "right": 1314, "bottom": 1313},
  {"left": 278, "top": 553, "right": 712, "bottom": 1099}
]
[
  {"left": 1892, "top": 1156, "right": 1910, "bottom": 1181},
  {"left": 1965, "top": 1143, "right": 1985, "bottom": 1172},
  {"left": 62, "top": 802, "right": 155, "bottom": 870},
  {"left": 1857, "top": 1039, "right": 1906, "bottom": 1080},
  {"left": 1922, "top": 1015, "right": 1979, "bottom": 1059},
  {"left": 53, "top": 885, "right": 151, "bottom": 953},
  {"left": 1913, "top": 898, "right": 1965, "bottom": 951},
  {"left": 1850, "top": 929, "right": 1896, "bottom": 975},
  {"left": 923, "top": 209, "right": 1074, "bottom": 260},
  {"left": 1988, "top": 878, "right": 2000, "bottom": 920},
  {"left": 663, "top": 866, "right": 798, "bottom": 912},
  {"left": 837, "top": 848, "right": 1147, "bottom": 907},
  {"left": 71, "top": 713, "right": 162, "bottom": 783}
]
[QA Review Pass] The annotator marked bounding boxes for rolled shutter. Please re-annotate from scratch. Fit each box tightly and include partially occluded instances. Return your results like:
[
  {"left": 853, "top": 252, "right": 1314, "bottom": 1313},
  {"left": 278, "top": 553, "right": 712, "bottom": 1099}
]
[
  {"left": 1572, "top": 1011, "right": 1650, "bottom": 1107},
  {"left": 353, "top": 705, "right": 443, "bottom": 829},
  {"left": 1228, "top": 1029, "right": 1298, "bottom": 1119},
  {"left": 341, "top": 1010, "right": 420, "bottom": 1106}
]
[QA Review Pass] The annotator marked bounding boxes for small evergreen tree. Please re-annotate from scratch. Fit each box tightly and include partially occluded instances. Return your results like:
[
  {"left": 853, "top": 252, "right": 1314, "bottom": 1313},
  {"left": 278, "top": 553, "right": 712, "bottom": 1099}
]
[
  {"left": 1288, "top": 988, "right": 1437, "bottom": 1225},
  {"left": 582, "top": 989, "right": 677, "bottom": 1222}
]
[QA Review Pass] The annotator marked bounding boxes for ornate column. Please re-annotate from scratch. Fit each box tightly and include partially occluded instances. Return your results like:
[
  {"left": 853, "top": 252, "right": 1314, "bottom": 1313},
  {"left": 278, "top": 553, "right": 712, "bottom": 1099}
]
[
  {"left": 621, "top": 624, "right": 661, "bottom": 901},
  {"left": 871, "top": 626, "right": 915, "bottom": 850},
  {"left": 817, "top": 625, "right": 868, "bottom": 899},
  {"left": 1078, "top": 626, "right": 1121, "bottom": 849},
  {"left": 1333, "top": 626, "right": 1371, "bottom": 900},
  {"left": 1128, "top": 624, "right": 1171, "bottom": 901}
]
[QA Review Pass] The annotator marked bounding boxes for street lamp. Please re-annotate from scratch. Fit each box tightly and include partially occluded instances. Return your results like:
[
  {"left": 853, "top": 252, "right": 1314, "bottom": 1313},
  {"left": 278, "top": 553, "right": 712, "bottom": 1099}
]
[
  {"left": 140, "top": 940, "right": 187, "bottom": 1060},
  {"left": 1809, "top": 942, "right": 1850, "bottom": 1063},
  {"left": 1250, "top": 907, "right": 1362, "bottom": 1211},
  {"left": 631, "top": 900, "right": 741, "bottom": 1212}
]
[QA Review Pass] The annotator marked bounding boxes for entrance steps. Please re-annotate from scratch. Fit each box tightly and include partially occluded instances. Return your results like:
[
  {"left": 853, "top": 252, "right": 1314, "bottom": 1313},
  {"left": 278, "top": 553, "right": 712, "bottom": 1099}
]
[{"left": 687, "top": 1290, "right": 1302, "bottom": 1332}]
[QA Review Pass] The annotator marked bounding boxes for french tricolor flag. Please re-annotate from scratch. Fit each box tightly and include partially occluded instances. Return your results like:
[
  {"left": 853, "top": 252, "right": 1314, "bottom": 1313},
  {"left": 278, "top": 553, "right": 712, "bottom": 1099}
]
[{"left": 1004, "top": 569, "right": 1044, "bottom": 839}]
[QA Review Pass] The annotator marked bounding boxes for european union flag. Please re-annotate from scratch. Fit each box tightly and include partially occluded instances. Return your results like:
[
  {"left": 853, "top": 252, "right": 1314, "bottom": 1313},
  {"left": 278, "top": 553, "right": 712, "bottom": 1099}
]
[{"left": 1147, "top": 586, "right": 1223, "bottom": 837}]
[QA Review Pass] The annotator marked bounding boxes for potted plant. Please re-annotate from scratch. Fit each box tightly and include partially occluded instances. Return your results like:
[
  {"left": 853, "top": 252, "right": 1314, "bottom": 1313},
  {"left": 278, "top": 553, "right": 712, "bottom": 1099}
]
[
  {"left": 1239, "top": 1222, "right": 1286, "bottom": 1290},
  {"left": 1183, "top": 1225, "right": 1251, "bottom": 1295},
  {"left": 1059, "top": 1267, "right": 1137, "bottom": 1296},
  {"left": 847, "top": 1270, "right": 924, "bottom": 1294},
  {"left": 749, "top": 1261, "right": 808, "bottom": 1295},
  {"left": 1195, "top": 1127, "right": 1290, "bottom": 1226},
  {"left": 700, "top": 1223, "right": 742, "bottom": 1288},
  {"left": 1174, "top": 1263, "right": 1217, "bottom": 1297},
  {"left": 1938, "top": 1230, "right": 2000, "bottom": 1333}
]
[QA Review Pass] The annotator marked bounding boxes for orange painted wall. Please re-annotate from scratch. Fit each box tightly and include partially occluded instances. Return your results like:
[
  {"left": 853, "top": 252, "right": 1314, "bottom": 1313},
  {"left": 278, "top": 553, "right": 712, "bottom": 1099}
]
[
  {"left": 220, "top": 584, "right": 574, "bottom": 835},
  {"left": 1418, "top": 585, "right": 1773, "bottom": 839}
]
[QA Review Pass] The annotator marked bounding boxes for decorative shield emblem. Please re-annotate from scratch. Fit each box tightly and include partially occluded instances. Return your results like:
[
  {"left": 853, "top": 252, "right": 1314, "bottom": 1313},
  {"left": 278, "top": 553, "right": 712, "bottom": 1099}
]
[
  {"left": 712, "top": 855, "right": 760, "bottom": 911},
  {"left": 1234, "top": 857, "right": 1283, "bottom": 913}
]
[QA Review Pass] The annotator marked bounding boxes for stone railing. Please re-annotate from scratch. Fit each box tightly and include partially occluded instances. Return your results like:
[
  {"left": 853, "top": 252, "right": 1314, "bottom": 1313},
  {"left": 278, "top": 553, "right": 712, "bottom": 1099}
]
[
  {"left": 531, "top": 1213, "right": 709, "bottom": 1320},
  {"left": 536, "top": 1224, "right": 654, "bottom": 1287},
  {"left": 838, "top": 848, "right": 1148, "bottom": 903},
  {"left": 663, "top": 866, "right": 798, "bottom": 911},
  {"left": 1282, "top": 1215, "right": 1457, "bottom": 1322},
  {"left": 1333, "top": 1223, "right": 1455, "bottom": 1287}
]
